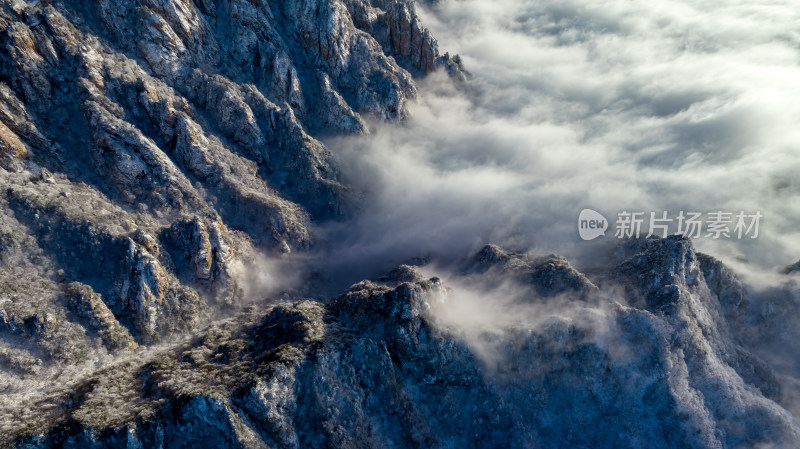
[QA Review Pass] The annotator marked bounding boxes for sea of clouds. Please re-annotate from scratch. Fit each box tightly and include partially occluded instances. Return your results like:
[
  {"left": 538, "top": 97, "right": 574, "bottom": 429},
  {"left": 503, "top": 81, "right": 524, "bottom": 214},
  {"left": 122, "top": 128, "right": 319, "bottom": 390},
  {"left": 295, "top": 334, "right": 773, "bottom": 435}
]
[{"left": 314, "top": 0, "right": 800, "bottom": 290}]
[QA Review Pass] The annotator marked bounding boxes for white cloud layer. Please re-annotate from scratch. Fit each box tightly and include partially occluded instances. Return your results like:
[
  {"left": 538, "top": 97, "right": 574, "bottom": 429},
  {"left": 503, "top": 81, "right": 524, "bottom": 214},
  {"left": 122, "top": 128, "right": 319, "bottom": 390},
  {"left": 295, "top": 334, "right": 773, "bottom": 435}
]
[{"left": 315, "top": 0, "right": 800, "bottom": 288}]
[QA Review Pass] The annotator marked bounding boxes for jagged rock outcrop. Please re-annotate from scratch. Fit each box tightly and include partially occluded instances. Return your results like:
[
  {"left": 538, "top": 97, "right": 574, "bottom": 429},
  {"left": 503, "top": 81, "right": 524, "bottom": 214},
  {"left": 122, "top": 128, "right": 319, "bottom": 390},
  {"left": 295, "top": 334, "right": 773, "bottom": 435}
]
[
  {"left": 471, "top": 243, "right": 599, "bottom": 298},
  {"left": 65, "top": 282, "right": 137, "bottom": 352},
  {"left": 344, "top": 0, "right": 468, "bottom": 79},
  {"left": 161, "top": 217, "right": 239, "bottom": 306},
  {"left": 783, "top": 259, "right": 800, "bottom": 275},
  {"left": 6, "top": 239, "right": 800, "bottom": 448}
]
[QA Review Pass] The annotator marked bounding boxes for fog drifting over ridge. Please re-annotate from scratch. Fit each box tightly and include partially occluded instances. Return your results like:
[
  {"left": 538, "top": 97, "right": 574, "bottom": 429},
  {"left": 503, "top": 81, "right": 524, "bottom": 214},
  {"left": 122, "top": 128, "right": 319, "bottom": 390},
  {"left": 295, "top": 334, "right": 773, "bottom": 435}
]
[{"left": 316, "top": 0, "right": 800, "bottom": 287}]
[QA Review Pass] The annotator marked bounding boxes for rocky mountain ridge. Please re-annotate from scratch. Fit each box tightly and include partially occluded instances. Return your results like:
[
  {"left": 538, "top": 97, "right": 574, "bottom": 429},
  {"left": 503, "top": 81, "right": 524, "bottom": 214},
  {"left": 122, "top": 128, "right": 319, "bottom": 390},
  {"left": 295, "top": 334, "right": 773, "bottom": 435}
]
[
  {"left": 0, "top": 0, "right": 463, "bottom": 364},
  {"left": 4, "top": 236, "right": 800, "bottom": 448}
]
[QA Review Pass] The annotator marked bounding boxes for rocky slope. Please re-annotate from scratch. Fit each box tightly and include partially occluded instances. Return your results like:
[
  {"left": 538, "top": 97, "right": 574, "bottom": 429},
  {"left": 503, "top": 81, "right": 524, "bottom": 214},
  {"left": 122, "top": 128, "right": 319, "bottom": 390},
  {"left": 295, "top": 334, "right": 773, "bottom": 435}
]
[
  {"left": 4, "top": 236, "right": 800, "bottom": 448},
  {"left": 1, "top": 0, "right": 799, "bottom": 448},
  {"left": 0, "top": 0, "right": 462, "bottom": 375}
]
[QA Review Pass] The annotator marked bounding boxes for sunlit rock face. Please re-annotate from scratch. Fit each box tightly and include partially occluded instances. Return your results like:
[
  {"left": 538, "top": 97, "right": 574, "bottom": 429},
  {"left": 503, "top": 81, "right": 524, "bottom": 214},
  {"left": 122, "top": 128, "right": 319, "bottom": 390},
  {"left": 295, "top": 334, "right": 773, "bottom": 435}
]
[{"left": 1, "top": 1, "right": 799, "bottom": 448}]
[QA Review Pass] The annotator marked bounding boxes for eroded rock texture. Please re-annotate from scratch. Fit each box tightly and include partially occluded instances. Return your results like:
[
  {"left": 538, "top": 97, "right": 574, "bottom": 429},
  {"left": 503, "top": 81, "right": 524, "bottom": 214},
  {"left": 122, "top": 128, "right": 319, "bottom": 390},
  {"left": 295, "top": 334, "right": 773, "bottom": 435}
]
[
  {"left": 0, "top": 0, "right": 459, "bottom": 382},
  {"left": 4, "top": 237, "right": 800, "bottom": 448}
]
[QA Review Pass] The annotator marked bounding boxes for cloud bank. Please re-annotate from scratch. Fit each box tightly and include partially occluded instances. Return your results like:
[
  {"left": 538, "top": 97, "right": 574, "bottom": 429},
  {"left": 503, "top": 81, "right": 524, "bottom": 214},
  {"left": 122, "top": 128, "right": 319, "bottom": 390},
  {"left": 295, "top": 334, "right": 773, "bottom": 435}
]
[{"left": 311, "top": 0, "right": 800, "bottom": 289}]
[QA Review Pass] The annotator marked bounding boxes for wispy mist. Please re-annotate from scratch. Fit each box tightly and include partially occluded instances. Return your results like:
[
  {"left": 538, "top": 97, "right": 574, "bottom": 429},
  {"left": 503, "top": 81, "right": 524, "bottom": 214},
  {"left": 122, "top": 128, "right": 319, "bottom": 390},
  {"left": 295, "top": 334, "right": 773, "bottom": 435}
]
[{"left": 421, "top": 265, "right": 622, "bottom": 370}]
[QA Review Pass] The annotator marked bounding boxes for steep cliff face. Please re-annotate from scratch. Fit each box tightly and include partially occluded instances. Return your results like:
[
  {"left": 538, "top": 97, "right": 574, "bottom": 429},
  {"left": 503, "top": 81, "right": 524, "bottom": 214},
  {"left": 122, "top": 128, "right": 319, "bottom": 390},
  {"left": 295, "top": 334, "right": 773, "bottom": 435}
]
[
  {"left": 7, "top": 237, "right": 800, "bottom": 448},
  {"left": 0, "top": 0, "right": 460, "bottom": 384}
]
